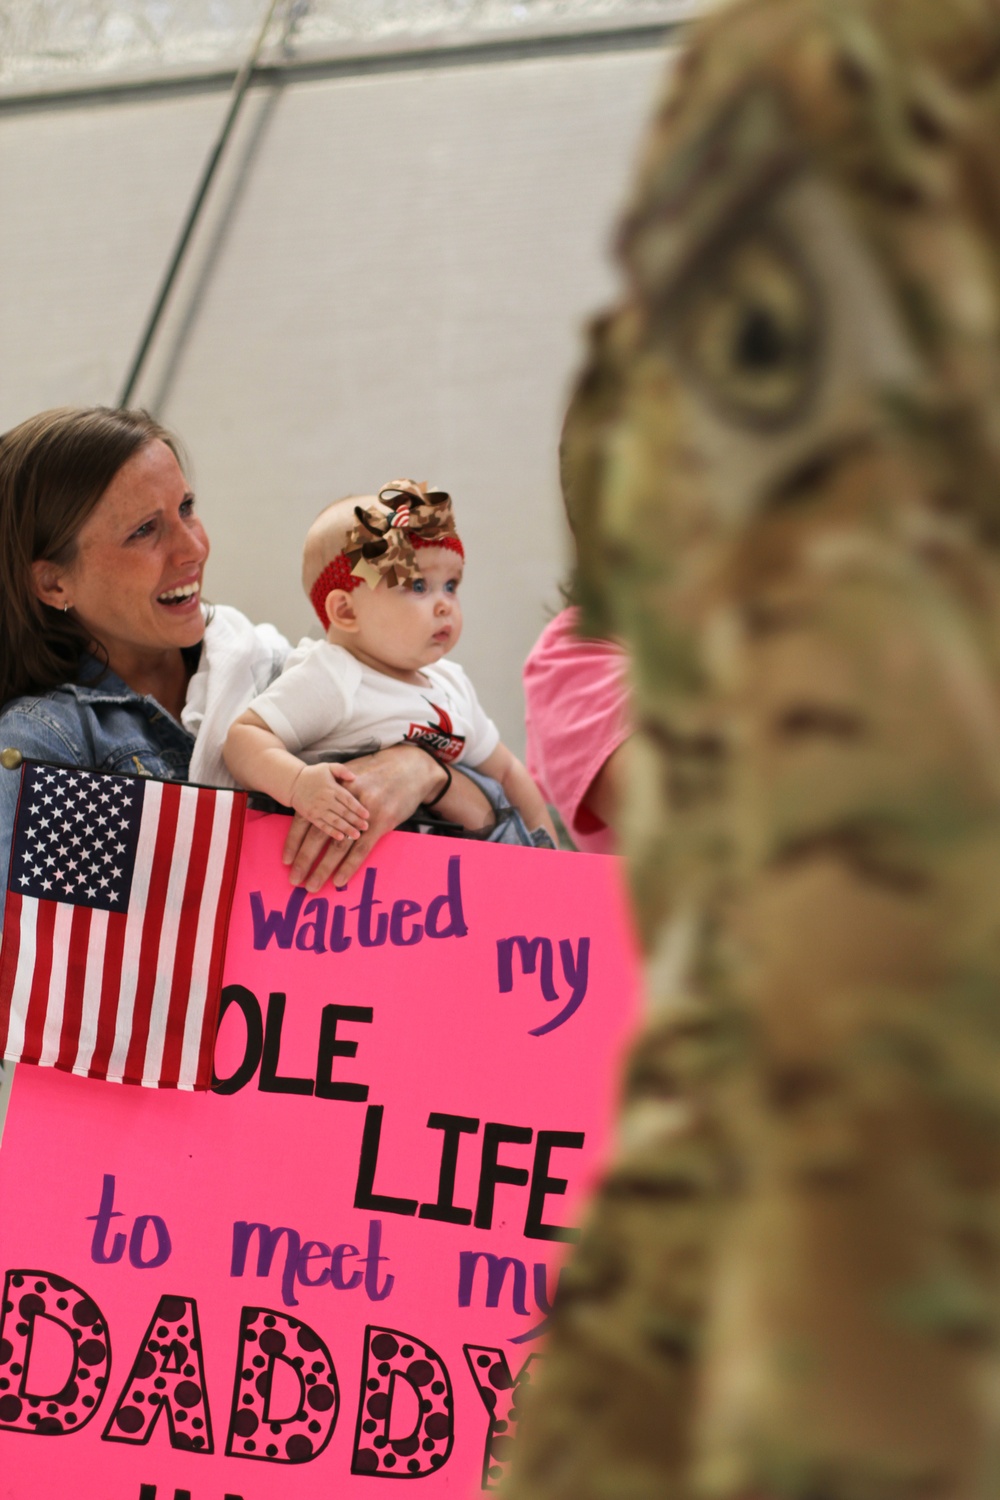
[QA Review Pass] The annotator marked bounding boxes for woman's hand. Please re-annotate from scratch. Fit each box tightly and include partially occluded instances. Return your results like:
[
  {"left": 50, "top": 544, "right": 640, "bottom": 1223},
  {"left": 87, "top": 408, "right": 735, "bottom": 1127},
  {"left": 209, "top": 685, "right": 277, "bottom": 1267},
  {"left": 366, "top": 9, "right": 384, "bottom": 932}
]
[{"left": 281, "top": 743, "right": 494, "bottom": 889}]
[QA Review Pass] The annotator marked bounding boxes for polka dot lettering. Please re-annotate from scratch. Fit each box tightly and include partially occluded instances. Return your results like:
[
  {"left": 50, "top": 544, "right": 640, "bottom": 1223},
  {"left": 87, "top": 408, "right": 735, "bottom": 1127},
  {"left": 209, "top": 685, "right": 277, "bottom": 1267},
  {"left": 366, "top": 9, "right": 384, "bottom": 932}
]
[
  {"left": 0, "top": 1271, "right": 108, "bottom": 1437},
  {"left": 351, "top": 1326, "right": 453, "bottom": 1479},
  {"left": 102, "top": 1295, "right": 213, "bottom": 1452},
  {"left": 463, "top": 1346, "right": 541, "bottom": 1491},
  {"left": 225, "top": 1308, "right": 338, "bottom": 1464}
]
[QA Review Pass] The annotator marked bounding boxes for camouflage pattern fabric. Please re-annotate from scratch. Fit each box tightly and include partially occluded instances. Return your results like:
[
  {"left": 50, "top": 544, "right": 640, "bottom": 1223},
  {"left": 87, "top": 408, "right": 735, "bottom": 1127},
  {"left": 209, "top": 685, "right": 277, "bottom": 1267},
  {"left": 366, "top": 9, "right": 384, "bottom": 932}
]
[
  {"left": 345, "top": 480, "right": 460, "bottom": 590},
  {"left": 508, "top": 3, "right": 1000, "bottom": 1498}
]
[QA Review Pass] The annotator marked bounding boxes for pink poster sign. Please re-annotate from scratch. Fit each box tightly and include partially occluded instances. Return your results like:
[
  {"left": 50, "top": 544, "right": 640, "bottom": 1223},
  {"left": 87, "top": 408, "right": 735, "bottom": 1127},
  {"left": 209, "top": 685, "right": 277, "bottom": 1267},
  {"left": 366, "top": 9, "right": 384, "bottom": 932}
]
[{"left": 0, "top": 815, "right": 641, "bottom": 1499}]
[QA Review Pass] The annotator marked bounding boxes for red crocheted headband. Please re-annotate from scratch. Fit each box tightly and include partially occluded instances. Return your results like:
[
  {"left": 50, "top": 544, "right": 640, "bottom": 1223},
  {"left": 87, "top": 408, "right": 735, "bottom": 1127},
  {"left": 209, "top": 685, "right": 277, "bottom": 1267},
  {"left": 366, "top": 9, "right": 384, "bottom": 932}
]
[{"left": 310, "top": 532, "right": 465, "bottom": 628}]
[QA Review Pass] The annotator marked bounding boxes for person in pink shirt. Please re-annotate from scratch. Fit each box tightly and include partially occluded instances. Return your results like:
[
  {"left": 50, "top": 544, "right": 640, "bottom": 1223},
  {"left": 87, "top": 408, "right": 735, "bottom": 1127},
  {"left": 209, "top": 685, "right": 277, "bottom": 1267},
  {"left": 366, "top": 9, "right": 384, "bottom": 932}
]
[
  {"left": 524, "top": 352, "right": 636, "bottom": 853},
  {"left": 523, "top": 606, "right": 630, "bottom": 854}
]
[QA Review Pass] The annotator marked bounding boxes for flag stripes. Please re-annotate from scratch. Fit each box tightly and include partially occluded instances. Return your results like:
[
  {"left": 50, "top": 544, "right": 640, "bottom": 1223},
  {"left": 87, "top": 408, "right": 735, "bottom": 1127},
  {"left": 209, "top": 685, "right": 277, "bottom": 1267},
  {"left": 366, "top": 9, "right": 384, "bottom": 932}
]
[{"left": 0, "top": 766, "right": 246, "bottom": 1089}]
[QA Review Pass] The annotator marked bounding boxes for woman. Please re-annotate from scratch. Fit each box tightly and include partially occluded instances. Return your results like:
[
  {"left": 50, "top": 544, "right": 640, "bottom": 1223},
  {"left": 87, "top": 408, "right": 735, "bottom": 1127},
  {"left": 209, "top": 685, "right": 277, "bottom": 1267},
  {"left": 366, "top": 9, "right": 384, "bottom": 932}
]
[
  {"left": 0, "top": 406, "right": 493, "bottom": 922},
  {"left": 522, "top": 333, "right": 633, "bottom": 855}
]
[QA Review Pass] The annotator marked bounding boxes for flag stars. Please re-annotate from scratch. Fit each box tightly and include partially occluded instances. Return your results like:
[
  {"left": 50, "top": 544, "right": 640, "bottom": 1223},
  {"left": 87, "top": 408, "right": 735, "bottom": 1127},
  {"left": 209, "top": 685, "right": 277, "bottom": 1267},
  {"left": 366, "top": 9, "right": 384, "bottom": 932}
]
[{"left": 15, "top": 766, "right": 143, "bottom": 912}]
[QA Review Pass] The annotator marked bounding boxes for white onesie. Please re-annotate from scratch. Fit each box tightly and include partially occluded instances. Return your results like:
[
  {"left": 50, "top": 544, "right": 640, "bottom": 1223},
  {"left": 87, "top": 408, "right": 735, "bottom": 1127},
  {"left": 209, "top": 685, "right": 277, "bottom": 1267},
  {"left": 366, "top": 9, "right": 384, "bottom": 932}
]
[{"left": 246, "top": 639, "right": 500, "bottom": 768}]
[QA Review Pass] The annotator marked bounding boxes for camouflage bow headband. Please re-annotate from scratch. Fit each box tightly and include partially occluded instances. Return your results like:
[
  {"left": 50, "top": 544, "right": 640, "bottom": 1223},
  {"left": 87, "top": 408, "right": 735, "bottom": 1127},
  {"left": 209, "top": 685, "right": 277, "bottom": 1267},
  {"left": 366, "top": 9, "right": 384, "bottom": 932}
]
[
  {"left": 343, "top": 479, "right": 464, "bottom": 590},
  {"left": 309, "top": 479, "right": 466, "bottom": 627}
]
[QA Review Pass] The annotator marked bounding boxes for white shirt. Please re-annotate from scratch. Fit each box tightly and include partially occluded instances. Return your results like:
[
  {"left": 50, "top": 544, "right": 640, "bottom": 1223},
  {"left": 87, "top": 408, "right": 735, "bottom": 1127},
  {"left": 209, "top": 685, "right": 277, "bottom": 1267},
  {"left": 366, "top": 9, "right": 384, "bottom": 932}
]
[
  {"left": 247, "top": 639, "right": 500, "bottom": 768},
  {"left": 183, "top": 604, "right": 291, "bottom": 789}
]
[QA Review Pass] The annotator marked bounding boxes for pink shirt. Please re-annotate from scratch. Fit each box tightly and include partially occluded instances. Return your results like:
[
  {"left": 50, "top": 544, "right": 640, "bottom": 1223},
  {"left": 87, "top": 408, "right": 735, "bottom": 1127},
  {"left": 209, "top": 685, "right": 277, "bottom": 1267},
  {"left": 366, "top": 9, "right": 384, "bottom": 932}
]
[{"left": 523, "top": 607, "right": 630, "bottom": 855}]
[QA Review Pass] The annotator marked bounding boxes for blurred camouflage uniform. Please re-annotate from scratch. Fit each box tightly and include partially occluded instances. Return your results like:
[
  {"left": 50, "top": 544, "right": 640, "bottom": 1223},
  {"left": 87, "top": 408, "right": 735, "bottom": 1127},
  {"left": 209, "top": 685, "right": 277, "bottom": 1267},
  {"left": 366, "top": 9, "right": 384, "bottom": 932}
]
[{"left": 508, "top": 2, "right": 1000, "bottom": 1498}]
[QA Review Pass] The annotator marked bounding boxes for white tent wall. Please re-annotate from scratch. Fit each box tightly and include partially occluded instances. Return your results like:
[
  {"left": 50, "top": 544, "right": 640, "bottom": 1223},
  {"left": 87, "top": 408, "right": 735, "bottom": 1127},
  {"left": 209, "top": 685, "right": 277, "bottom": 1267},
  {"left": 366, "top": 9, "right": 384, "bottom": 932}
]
[{"left": 0, "top": 30, "right": 671, "bottom": 755}]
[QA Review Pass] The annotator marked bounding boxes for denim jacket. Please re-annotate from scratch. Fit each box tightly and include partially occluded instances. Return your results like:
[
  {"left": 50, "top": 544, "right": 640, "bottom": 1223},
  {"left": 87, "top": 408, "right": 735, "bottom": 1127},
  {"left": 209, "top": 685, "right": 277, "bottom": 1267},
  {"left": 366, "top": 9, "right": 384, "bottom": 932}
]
[{"left": 0, "top": 660, "right": 194, "bottom": 927}]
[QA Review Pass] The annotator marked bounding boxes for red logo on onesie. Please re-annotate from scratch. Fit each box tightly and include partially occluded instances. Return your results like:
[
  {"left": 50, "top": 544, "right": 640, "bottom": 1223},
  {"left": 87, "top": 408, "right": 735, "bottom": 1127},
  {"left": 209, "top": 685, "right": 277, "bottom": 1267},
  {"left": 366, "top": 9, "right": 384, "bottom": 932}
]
[{"left": 405, "top": 703, "right": 466, "bottom": 763}]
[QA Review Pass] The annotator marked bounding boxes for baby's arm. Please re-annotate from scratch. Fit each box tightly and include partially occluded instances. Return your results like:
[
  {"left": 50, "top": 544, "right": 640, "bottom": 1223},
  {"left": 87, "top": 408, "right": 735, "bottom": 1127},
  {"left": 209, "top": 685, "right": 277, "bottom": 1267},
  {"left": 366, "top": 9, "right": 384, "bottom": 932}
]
[
  {"left": 473, "top": 742, "right": 557, "bottom": 843},
  {"left": 224, "top": 711, "right": 369, "bottom": 842}
]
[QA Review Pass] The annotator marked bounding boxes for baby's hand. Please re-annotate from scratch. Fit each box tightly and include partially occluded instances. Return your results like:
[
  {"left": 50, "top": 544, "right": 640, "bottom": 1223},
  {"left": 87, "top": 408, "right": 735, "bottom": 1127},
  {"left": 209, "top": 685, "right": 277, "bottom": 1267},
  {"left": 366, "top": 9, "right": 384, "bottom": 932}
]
[{"left": 289, "top": 763, "right": 369, "bottom": 842}]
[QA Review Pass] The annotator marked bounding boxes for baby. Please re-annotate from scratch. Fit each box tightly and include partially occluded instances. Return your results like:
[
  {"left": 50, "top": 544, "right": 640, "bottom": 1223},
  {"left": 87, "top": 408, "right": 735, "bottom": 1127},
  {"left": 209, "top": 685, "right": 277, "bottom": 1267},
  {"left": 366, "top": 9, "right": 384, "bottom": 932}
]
[{"left": 223, "top": 480, "right": 556, "bottom": 847}]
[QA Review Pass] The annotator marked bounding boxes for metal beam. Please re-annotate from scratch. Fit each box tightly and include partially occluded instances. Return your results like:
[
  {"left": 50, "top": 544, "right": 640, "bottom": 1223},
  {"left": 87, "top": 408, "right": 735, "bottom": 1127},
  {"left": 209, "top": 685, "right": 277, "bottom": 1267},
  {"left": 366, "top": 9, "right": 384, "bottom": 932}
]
[
  {"left": 0, "top": 18, "right": 682, "bottom": 117},
  {"left": 116, "top": 0, "right": 287, "bottom": 407}
]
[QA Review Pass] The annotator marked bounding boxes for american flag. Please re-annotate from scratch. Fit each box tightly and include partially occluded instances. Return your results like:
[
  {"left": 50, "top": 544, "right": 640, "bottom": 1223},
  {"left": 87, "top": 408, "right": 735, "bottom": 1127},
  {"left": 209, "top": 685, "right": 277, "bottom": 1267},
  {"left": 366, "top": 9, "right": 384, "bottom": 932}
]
[{"left": 0, "top": 764, "right": 246, "bottom": 1089}]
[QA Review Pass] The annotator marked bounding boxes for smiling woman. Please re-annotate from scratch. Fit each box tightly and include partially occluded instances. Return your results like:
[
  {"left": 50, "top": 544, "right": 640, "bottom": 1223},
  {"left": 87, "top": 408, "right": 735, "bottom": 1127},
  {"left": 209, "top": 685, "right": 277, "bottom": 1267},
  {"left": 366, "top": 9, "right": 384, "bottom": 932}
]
[
  {"left": 29, "top": 435, "right": 210, "bottom": 719},
  {"left": 0, "top": 406, "right": 499, "bottom": 929},
  {"left": 0, "top": 408, "right": 192, "bottom": 710}
]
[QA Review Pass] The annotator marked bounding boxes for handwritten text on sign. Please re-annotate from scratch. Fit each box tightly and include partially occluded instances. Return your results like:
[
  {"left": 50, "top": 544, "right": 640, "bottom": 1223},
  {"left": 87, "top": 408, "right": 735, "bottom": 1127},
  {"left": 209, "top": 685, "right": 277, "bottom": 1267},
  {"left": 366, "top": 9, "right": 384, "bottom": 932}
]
[{"left": 0, "top": 818, "right": 640, "bottom": 1498}]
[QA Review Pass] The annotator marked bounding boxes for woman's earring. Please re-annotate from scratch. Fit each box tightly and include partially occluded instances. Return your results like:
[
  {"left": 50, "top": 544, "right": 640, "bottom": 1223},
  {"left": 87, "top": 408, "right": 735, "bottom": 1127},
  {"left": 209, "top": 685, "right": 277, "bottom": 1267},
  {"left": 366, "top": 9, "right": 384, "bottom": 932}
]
[{"left": 62, "top": 603, "right": 70, "bottom": 613}]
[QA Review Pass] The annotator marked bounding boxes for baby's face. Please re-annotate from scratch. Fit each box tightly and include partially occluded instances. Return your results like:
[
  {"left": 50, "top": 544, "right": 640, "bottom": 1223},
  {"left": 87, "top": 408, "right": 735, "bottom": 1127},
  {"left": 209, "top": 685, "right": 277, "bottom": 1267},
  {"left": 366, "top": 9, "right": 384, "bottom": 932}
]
[{"left": 349, "top": 547, "right": 464, "bottom": 680}]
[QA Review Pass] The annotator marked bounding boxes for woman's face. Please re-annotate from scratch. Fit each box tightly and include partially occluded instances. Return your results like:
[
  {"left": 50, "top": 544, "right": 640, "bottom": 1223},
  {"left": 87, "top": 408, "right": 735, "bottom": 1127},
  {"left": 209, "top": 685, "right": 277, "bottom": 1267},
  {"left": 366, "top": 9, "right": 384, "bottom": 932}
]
[{"left": 42, "top": 439, "right": 210, "bottom": 670}]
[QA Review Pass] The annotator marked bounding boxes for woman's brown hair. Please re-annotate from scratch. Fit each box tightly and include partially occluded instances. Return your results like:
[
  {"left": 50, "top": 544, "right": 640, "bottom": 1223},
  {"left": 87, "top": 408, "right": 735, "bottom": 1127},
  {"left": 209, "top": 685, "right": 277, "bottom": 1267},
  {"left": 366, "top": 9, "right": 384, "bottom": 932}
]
[{"left": 0, "top": 406, "right": 184, "bottom": 707}]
